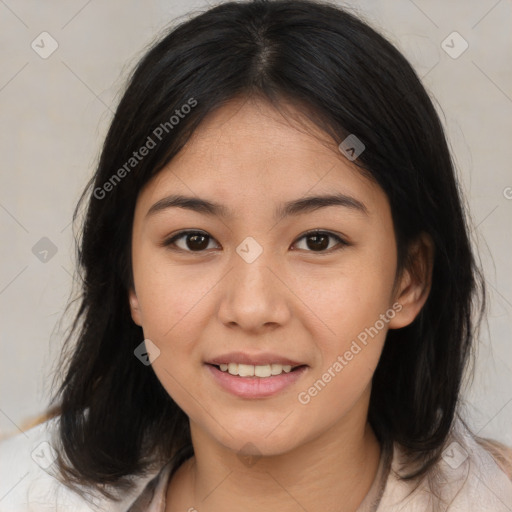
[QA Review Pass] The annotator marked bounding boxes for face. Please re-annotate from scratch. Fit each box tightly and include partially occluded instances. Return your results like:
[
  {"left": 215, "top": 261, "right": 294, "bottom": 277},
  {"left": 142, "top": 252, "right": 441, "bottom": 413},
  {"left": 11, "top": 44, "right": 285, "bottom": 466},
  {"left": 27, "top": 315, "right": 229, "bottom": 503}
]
[{"left": 129, "top": 97, "right": 431, "bottom": 457}]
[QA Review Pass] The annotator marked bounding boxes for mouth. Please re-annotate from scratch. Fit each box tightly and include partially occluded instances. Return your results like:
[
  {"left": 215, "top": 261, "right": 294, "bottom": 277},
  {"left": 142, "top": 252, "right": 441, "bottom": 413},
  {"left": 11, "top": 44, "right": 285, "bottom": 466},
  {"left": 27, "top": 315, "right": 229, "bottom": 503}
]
[
  {"left": 206, "top": 362, "right": 307, "bottom": 377},
  {"left": 205, "top": 362, "right": 309, "bottom": 398}
]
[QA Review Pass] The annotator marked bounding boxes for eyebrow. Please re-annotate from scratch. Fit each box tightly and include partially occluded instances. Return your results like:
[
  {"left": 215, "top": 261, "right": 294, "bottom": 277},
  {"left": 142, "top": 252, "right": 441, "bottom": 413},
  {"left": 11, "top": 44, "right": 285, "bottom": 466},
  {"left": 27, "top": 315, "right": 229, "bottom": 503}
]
[{"left": 146, "top": 192, "right": 369, "bottom": 221}]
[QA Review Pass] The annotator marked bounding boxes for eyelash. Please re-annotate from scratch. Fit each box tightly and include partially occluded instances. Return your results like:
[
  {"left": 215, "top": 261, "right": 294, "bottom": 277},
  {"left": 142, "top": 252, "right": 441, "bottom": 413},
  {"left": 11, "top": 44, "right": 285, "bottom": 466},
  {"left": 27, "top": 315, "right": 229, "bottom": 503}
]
[{"left": 162, "top": 229, "right": 348, "bottom": 255}]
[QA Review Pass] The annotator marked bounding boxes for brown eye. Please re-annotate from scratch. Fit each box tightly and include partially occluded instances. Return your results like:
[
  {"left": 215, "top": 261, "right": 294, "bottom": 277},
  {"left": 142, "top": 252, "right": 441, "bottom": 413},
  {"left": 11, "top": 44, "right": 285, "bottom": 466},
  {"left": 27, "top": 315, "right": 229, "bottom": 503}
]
[
  {"left": 164, "top": 231, "right": 219, "bottom": 252},
  {"left": 163, "top": 229, "right": 347, "bottom": 254},
  {"left": 293, "top": 231, "right": 347, "bottom": 253}
]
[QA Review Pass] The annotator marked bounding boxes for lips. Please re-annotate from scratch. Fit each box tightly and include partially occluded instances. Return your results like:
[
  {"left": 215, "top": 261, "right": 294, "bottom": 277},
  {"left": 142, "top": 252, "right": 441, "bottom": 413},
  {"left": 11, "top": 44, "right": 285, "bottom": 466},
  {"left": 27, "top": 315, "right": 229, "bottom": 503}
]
[
  {"left": 206, "top": 363, "right": 308, "bottom": 398},
  {"left": 204, "top": 351, "right": 308, "bottom": 398}
]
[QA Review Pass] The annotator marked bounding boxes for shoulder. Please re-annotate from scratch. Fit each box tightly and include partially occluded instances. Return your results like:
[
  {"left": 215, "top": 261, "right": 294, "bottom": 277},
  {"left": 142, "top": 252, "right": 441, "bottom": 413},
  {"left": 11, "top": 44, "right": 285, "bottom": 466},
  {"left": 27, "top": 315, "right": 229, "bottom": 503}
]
[
  {"left": 0, "top": 416, "right": 165, "bottom": 511},
  {"left": 0, "top": 416, "right": 79, "bottom": 511},
  {"left": 441, "top": 421, "right": 512, "bottom": 511},
  {"left": 377, "top": 418, "right": 512, "bottom": 511},
  {"left": 473, "top": 435, "right": 512, "bottom": 480}
]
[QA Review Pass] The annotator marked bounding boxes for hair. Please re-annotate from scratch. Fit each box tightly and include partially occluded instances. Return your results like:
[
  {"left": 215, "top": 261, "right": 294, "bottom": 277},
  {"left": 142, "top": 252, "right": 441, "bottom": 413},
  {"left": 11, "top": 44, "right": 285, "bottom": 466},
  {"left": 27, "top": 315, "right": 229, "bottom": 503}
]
[{"left": 46, "top": 0, "right": 486, "bottom": 503}]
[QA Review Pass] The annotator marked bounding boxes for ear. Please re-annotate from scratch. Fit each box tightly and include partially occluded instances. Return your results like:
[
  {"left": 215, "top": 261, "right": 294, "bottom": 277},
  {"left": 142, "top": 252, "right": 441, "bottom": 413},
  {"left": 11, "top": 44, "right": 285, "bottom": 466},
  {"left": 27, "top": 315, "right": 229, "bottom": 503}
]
[
  {"left": 388, "top": 232, "right": 434, "bottom": 330},
  {"left": 128, "top": 288, "right": 143, "bottom": 326}
]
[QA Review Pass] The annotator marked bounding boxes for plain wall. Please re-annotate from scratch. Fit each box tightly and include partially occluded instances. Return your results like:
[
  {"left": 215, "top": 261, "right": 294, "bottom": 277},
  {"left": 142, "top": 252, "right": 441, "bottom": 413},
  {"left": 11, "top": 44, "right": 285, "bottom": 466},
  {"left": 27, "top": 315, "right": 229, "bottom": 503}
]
[{"left": 0, "top": 0, "right": 511, "bottom": 444}]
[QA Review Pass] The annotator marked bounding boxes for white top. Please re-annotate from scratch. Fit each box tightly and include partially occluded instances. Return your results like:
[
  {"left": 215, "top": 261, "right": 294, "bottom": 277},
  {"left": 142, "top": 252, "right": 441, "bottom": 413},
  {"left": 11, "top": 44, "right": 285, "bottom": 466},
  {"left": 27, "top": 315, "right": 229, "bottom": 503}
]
[{"left": 1, "top": 415, "right": 511, "bottom": 511}]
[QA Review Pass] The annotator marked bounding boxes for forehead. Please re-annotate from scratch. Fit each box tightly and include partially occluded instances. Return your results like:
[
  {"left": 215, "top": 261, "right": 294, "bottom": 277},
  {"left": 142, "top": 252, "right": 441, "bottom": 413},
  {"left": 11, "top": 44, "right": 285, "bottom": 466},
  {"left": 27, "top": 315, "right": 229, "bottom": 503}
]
[
  {"left": 137, "top": 98, "right": 387, "bottom": 218},
  {"left": 172, "top": 97, "right": 347, "bottom": 176}
]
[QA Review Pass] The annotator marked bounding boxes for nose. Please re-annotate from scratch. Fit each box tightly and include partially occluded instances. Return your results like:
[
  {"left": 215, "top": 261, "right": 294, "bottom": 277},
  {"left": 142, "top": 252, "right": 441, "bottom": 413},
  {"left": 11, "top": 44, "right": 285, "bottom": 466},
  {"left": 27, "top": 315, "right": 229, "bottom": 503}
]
[{"left": 216, "top": 243, "right": 292, "bottom": 333}]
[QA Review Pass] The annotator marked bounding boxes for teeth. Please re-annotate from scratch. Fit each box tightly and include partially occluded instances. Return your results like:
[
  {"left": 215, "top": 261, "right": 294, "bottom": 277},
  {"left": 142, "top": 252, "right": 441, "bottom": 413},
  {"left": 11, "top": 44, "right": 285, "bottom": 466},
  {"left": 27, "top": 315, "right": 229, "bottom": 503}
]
[
  {"left": 238, "top": 364, "right": 254, "bottom": 377},
  {"left": 217, "top": 363, "right": 294, "bottom": 377},
  {"left": 255, "top": 364, "right": 272, "bottom": 377}
]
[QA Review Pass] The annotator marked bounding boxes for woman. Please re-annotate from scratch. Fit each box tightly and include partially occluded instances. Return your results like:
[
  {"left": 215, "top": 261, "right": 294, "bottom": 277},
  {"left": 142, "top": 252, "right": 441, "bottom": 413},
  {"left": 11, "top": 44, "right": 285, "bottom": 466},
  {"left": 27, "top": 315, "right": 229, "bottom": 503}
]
[{"left": 1, "top": 1, "right": 511, "bottom": 510}]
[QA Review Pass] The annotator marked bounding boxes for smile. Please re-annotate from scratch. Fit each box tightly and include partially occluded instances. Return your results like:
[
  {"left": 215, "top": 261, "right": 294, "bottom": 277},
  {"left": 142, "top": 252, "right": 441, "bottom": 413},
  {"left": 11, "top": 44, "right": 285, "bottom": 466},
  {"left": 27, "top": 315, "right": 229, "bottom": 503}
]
[
  {"left": 216, "top": 362, "right": 300, "bottom": 377},
  {"left": 206, "top": 363, "right": 308, "bottom": 398}
]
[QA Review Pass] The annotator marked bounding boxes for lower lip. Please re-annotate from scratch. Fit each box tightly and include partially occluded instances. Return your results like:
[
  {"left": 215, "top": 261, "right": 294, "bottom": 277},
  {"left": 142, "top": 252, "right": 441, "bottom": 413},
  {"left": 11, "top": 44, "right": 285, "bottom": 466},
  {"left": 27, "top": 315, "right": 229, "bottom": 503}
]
[{"left": 206, "top": 364, "right": 308, "bottom": 398}]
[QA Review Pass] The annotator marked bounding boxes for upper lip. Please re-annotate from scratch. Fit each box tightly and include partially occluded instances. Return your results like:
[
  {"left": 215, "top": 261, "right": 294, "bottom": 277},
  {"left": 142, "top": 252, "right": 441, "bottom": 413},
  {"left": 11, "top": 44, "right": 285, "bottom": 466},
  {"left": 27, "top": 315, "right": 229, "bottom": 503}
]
[{"left": 206, "top": 352, "right": 306, "bottom": 367}]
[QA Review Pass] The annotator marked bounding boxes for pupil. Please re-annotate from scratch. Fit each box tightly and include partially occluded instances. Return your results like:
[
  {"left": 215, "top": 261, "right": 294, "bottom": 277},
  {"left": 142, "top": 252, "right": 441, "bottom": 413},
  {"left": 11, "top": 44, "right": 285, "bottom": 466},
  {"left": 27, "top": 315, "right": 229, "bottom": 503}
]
[
  {"left": 188, "top": 234, "right": 208, "bottom": 251},
  {"left": 308, "top": 234, "right": 328, "bottom": 251}
]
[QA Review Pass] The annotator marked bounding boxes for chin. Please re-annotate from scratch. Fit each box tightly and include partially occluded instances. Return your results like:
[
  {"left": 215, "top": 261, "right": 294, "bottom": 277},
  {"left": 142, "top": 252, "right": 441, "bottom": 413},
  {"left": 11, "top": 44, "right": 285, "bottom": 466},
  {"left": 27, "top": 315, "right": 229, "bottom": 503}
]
[{"left": 209, "top": 422, "right": 304, "bottom": 459}]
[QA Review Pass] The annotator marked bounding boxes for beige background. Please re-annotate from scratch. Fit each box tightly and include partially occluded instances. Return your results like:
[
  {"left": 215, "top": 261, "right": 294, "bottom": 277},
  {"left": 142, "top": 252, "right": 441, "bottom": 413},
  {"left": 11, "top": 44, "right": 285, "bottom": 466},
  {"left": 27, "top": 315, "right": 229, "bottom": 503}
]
[{"left": 0, "top": 0, "right": 511, "bottom": 444}]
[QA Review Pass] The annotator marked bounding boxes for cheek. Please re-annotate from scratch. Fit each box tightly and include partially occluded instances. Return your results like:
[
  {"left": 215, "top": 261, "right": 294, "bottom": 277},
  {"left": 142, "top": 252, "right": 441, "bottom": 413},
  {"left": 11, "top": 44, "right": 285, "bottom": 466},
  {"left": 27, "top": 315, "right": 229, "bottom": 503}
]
[
  {"left": 133, "top": 249, "right": 212, "bottom": 338},
  {"left": 296, "top": 243, "right": 396, "bottom": 406},
  {"left": 300, "top": 251, "right": 396, "bottom": 343},
  {"left": 133, "top": 255, "right": 211, "bottom": 409},
  {"left": 295, "top": 271, "right": 391, "bottom": 426}
]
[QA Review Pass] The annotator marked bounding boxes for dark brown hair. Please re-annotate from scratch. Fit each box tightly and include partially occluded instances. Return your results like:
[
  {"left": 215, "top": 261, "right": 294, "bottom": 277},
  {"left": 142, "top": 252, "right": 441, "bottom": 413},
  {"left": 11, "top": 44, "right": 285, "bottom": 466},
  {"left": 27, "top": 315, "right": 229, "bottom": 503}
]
[{"left": 47, "top": 0, "right": 486, "bottom": 501}]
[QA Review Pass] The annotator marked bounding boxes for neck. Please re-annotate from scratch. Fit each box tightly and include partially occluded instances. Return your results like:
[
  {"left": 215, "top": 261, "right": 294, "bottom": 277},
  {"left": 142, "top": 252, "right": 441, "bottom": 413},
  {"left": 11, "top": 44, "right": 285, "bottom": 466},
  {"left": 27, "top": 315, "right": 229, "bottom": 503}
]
[{"left": 166, "top": 408, "right": 382, "bottom": 512}]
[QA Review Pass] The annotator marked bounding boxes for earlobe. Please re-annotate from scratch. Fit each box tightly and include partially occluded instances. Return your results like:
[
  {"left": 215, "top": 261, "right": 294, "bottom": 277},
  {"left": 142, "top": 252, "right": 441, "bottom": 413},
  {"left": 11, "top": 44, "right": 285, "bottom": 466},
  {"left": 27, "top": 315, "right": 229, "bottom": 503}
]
[
  {"left": 128, "top": 288, "right": 143, "bottom": 326},
  {"left": 388, "top": 232, "right": 434, "bottom": 330}
]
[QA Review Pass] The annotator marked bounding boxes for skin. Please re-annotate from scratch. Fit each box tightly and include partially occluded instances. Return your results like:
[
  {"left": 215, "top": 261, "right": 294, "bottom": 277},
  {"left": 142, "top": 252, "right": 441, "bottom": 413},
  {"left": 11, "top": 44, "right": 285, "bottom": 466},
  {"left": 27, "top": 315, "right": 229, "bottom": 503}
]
[{"left": 128, "top": 97, "right": 433, "bottom": 512}]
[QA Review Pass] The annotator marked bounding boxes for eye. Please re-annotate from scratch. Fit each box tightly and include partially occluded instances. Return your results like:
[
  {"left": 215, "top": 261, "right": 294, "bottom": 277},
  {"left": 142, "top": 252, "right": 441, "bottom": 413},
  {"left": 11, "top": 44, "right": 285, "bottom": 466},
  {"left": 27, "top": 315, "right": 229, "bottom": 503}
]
[
  {"left": 162, "top": 229, "right": 348, "bottom": 254},
  {"left": 163, "top": 230, "right": 219, "bottom": 252},
  {"left": 292, "top": 230, "right": 347, "bottom": 253}
]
